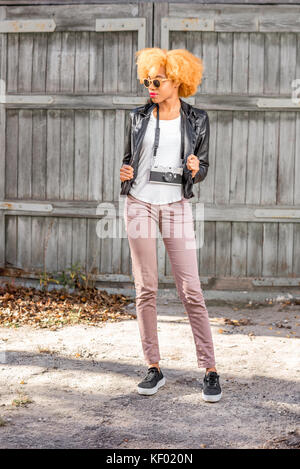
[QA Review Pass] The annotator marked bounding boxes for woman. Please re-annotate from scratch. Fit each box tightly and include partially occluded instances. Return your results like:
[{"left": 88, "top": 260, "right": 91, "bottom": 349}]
[{"left": 119, "top": 48, "right": 222, "bottom": 402}]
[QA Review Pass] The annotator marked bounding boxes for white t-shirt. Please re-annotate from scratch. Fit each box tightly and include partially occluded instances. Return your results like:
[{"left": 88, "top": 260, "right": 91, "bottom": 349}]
[{"left": 129, "top": 109, "right": 184, "bottom": 204}]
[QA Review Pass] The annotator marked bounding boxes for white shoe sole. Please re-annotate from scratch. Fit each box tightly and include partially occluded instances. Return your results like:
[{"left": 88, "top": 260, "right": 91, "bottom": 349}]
[
  {"left": 137, "top": 376, "right": 166, "bottom": 395},
  {"left": 201, "top": 390, "right": 222, "bottom": 402}
]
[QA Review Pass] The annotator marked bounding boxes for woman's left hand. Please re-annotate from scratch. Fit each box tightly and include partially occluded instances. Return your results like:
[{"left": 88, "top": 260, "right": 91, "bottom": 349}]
[{"left": 186, "top": 154, "right": 199, "bottom": 178}]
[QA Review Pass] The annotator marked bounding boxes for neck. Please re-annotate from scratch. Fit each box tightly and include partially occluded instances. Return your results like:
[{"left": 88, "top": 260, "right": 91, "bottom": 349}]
[{"left": 158, "top": 96, "right": 181, "bottom": 114}]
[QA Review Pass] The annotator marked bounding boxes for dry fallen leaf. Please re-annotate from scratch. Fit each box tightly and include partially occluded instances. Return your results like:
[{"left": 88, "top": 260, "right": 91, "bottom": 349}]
[{"left": 0, "top": 282, "right": 136, "bottom": 329}]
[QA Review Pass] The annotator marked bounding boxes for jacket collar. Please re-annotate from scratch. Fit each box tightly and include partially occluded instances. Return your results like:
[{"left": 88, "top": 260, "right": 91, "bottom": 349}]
[{"left": 138, "top": 97, "right": 192, "bottom": 118}]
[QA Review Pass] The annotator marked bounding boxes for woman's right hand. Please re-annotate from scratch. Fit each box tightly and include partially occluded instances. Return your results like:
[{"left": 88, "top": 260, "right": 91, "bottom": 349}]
[{"left": 120, "top": 164, "right": 134, "bottom": 182}]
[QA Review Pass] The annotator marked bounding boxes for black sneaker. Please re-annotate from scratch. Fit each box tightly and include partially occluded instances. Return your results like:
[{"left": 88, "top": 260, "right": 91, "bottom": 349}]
[
  {"left": 202, "top": 371, "right": 222, "bottom": 402},
  {"left": 137, "top": 367, "right": 166, "bottom": 395}
]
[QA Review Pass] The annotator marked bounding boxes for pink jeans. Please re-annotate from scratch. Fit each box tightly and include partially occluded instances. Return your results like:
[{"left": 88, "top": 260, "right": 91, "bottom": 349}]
[{"left": 124, "top": 193, "right": 216, "bottom": 369}]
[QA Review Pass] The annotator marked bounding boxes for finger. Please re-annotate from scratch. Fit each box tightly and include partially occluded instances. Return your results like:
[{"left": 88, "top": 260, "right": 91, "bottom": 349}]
[
  {"left": 120, "top": 167, "right": 134, "bottom": 175},
  {"left": 120, "top": 173, "right": 131, "bottom": 180}
]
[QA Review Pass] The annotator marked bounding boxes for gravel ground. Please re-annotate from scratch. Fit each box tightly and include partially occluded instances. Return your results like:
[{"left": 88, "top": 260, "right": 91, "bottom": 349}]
[{"left": 0, "top": 298, "right": 299, "bottom": 449}]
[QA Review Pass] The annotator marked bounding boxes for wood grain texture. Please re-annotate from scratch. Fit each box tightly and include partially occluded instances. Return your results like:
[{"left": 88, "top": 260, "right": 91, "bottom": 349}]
[{"left": 1, "top": 2, "right": 300, "bottom": 284}]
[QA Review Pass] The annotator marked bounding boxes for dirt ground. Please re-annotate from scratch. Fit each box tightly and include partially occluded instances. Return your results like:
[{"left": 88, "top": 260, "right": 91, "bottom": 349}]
[{"left": 0, "top": 296, "right": 299, "bottom": 449}]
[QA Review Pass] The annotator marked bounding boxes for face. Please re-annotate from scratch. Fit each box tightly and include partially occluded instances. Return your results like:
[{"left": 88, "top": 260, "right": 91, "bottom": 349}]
[{"left": 146, "top": 65, "right": 180, "bottom": 103}]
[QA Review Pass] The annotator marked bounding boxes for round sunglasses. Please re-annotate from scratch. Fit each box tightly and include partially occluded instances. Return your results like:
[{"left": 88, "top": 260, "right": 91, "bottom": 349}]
[{"left": 143, "top": 77, "right": 170, "bottom": 88}]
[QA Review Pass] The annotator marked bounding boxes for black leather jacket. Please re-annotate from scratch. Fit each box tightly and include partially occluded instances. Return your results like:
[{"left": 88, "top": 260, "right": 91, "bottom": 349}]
[{"left": 120, "top": 97, "right": 210, "bottom": 199}]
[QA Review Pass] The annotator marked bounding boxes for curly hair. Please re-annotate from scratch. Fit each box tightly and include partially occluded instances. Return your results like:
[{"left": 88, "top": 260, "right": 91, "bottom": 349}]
[{"left": 135, "top": 47, "right": 204, "bottom": 98}]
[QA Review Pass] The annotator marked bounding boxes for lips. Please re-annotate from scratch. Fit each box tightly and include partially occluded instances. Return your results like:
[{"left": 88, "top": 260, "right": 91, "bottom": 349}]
[{"left": 150, "top": 93, "right": 158, "bottom": 97}]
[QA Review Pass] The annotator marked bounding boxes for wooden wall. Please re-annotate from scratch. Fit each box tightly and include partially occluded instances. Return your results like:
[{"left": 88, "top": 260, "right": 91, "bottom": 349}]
[{"left": 0, "top": 2, "right": 299, "bottom": 289}]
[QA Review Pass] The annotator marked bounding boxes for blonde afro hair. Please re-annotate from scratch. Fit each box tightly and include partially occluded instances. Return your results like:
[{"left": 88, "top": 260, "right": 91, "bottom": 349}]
[{"left": 135, "top": 47, "right": 204, "bottom": 98}]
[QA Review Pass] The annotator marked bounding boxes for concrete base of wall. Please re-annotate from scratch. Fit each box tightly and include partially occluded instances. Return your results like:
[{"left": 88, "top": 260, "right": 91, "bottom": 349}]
[{"left": 1, "top": 275, "right": 300, "bottom": 306}]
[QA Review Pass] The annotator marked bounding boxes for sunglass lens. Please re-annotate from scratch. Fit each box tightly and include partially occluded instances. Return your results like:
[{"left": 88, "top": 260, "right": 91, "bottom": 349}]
[
  {"left": 144, "top": 79, "right": 150, "bottom": 87},
  {"left": 153, "top": 79, "right": 160, "bottom": 88}
]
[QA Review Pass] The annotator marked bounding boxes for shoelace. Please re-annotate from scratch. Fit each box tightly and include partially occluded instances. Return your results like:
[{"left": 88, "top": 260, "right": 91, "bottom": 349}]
[
  {"left": 143, "top": 368, "right": 159, "bottom": 381},
  {"left": 206, "top": 372, "right": 219, "bottom": 386}
]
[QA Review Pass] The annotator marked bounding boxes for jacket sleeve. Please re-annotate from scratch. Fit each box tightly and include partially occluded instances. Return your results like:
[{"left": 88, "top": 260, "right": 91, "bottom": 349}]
[
  {"left": 121, "top": 112, "right": 133, "bottom": 166},
  {"left": 192, "top": 111, "right": 210, "bottom": 185}
]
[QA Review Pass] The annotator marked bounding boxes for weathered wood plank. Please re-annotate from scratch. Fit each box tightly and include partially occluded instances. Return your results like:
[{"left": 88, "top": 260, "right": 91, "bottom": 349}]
[
  {"left": 71, "top": 218, "right": 87, "bottom": 271},
  {"left": 261, "top": 112, "right": 279, "bottom": 205},
  {"left": 7, "top": 33, "right": 18, "bottom": 92},
  {"left": 31, "top": 216, "right": 46, "bottom": 270},
  {"left": 215, "top": 221, "right": 231, "bottom": 276},
  {"left": 278, "top": 223, "right": 294, "bottom": 276},
  {"left": 0, "top": 19, "right": 55, "bottom": 33},
  {"left": 32, "top": 32, "right": 47, "bottom": 92},
  {"left": 75, "top": 32, "right": 89, "bottom": 93},
  {"left": 17, "top": 216, "right": 31, "bottom": 270},
  {"left": 5, "top": 111, "right": 18, "bottom": 199},
  {"left": 46, "top": 109, "right": 60, "bottom": 200},
  {"left": 18, "top": 33, "right": 33, "bottom": 92},
  {"left": 61, "top": 31, "right": 75, "bottom": 93},
  {"left": 103, "top": 31, "right": 118, "bottom": 94},
  {"left": 280, "top": 33, "right": 297, "bottom": 95},
  {"left": 217, "top": 32, "right": 233, "bottom": 94},
  {"left": 18, "top": 109, "right": 32, "bottom": 199},
  {"left": 200, "top": 31, "right": 218, "bottom": 95},
  {"left": 89, "top": 109, "right": 104, "bottom": 201},
  {"left": 5, "top": 215, "right": 17, "bottom": 268},
  {"left": 249, "top": 33, "right": 264, "bottom": 94},
  {"left": 278, "top": 112, "right": 296, "bottom": 205},
  {"left": 60, "top": 110, "right": 74, "bottom": 200},
  {"left": 231, "top": 222, "right": 247, "bottom": 276},
  {"left": 233, "top": 33, "right": 249, "bottom": 93},
  {"left": 3, "top": 4, "right": 138, "bottom": 30},
  {"left": 86, "top": 218, "right": 100, "bottom": 275},
  {"left": 32, "top": 110, "right": 47, "bottom": 199},
  {"left": 262, "top": 222, "right": 278, "bottom": 276},
  {"left": 74, "top": 110, "right": 89, "bottom": 200},
  {"left": 46, "top": 31, "right": 61, "bottom": 92},
  {"left": 214, "top": 111, "right": 232, "bottom": 204},
  {"left": 103, "top": 110, "right": 114, "bottom": 202},
  {"left": 246, "top": 112, "right": 264, "bottom": 205},
  {"left": 2, "top": 94, "right": 300, "bottom": 110},
  {"left": 230, "top": 111, "right": 248, "bottom": 204},
  {"left": 264, "top": 33, "right": 280, "bottom": 94},
  {"left": 295, "top": 113, "right": 300, "bottom": 204},
  {"left": 0, "top": 7, "right": 7, "bottom": 267},
  {"left": 247, "top": 222, "right": 263, "bottom": 277},
  {"left": 43, "top": 217, "right": 58, "bottom": 272},
  {"left": 2, "top": 0, "right": 297, "bottom": 4},
  {"left": 3, "top": 202, "right": 300, "bottom": 222},
  {"left": 89, "top": 31, "right": 103, "bottom": 93},
  {"left": 57, "top": 217, "right": 72, "bottom": 271}
]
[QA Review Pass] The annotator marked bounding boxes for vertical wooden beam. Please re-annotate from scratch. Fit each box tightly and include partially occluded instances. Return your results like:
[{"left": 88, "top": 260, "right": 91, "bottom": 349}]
[{"left": 0, "top": 7, "right": 6, "bottom": 267}]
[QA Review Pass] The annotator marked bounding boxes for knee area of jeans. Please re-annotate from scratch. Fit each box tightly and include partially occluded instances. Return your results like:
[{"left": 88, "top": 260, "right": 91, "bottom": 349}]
[
  {"left": 181, "top": 281, "right": 204, "bottom": 299},
  {"left": 181, "top": 289, "right": 207, "bottom": 308},
  {"left": 135, "top": 286, "right": 158, "bottom": 301}
]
